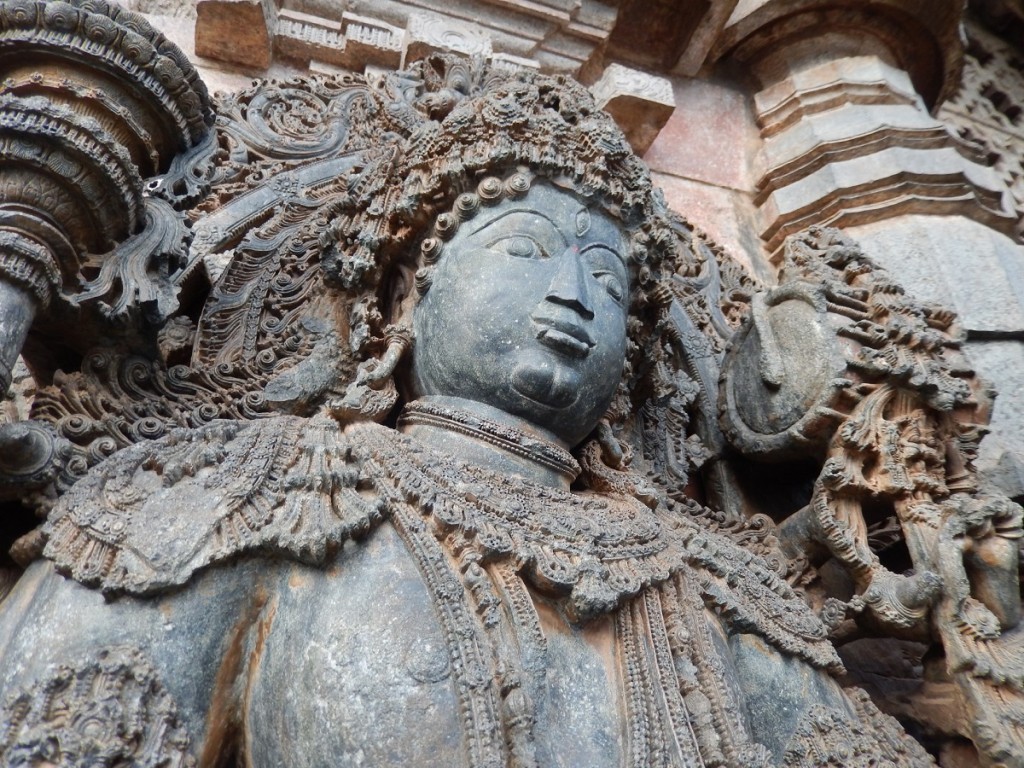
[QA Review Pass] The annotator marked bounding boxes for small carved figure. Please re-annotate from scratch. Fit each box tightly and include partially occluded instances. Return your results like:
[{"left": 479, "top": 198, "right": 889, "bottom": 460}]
[{"left": 0, "top": 51, "right": 937, "bottom": 765}]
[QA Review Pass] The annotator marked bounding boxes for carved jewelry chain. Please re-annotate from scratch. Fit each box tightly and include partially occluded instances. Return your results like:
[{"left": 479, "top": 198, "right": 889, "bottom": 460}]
[{"left": 398, "top": 399, "right": 580, "bottom": 482}]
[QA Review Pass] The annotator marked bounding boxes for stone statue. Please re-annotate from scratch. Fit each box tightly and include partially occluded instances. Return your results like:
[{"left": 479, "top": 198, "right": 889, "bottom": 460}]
[{"left": 0, "top": 3, "right": 1021, "bottom": 766}]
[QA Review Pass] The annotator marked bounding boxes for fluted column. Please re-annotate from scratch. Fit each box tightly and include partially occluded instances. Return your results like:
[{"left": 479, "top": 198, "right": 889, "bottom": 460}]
[{"left": 0, "top": 0, "right": 213, "bottom": 383}]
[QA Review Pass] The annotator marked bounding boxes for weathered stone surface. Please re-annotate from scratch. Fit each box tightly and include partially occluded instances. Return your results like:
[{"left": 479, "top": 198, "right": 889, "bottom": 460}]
[
  {"left": 1, "top": 358, "right": 33, "bottom": 424},
  {"left": 721, "top": 227, "right": 1023, "bottom": 762},
  {"left": 846, "top": 215, "right": 1024, "bottom": 334},
  {"left": 195, "top": 0, "right": 276, "bottom": 69},
  {"left": 193, "top": 0, "right": 619, "bottom": 76},
  {"left": 123, "top": 0, "right": 197, "bottom": 16},
  {"left": 653, "top": 173, "right": 768, "bottom": 279},
  {"left": 605, "top": 0, "right": 740, "bottom": 75},
  {"left": 275, "top": 8, "right": 345, "bottom": 67},
  {"left": 340, "top": 11, "right": 404, "bottom": 69},
  {"left": 403, "top": 11, "right": 493, "bottom": 64},
  {"left": 714, "top": 0, "right": 967, "bottom": 108},
  {"left": 140, "top": 13, "right": 307, "bottom": 94},
  {"left": 590, "top": 64, "right": 675, "bottom": 155},
  {"left": 643, "top": 77, "right": 761, "bottom": 192},
  {"left": 959, "top": 340, "right": 1024, "bottom": 474}
]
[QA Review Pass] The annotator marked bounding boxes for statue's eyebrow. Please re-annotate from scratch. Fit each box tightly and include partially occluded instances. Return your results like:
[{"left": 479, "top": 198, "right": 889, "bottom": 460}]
[
  {"left": 468, "top": 208, "right": 566, "bottom": 244},
  {"left": 581, "top": 241, "right": 627, "bottom": 269}
]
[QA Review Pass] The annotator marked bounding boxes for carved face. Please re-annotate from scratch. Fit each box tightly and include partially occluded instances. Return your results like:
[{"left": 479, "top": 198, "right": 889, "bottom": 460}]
[{"left": 411, "top": 182, "right": 629, "bottom": 447}]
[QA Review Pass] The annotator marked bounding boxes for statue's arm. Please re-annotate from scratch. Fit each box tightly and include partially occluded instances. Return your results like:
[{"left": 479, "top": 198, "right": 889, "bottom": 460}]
[{"left": 0, "top": 558, "right": 261, "bottom": 764}]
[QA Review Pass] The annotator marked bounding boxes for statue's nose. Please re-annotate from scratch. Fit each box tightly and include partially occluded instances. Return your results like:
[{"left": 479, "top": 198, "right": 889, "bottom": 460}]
[{"left": 545, "top": 246, "right": 594, "bottom": 319}]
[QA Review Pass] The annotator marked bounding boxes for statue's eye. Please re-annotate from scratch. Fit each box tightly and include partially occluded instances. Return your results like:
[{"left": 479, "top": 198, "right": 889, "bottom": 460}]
[
  {"left": 494, "top": 235, "right": 546, "bottom": 260},
  {"left": 594, "top": 271, "right": 624, "bottom": 303}
]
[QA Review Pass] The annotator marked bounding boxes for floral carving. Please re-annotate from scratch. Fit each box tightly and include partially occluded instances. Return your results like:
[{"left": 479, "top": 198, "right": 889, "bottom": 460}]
[
  {"left": 721, "top": 226, "right": 1024, "bottom": 763},
  {"left": 0, "top": 646, "right": 195, "bottom": 767}
]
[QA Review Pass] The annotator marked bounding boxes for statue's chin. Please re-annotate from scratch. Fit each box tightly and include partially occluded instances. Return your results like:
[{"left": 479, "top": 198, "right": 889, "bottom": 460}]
[{"left": 510, "top": 361, "right": 577, "bottom": 410}]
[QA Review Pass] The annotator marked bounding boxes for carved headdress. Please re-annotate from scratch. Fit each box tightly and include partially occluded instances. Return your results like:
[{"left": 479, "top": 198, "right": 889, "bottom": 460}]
[{"left": 293, "top": 57, "right": 698, "bottom": 436}]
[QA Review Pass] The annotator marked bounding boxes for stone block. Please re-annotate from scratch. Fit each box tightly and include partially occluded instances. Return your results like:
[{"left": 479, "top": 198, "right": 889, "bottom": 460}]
[
  {"left": 195, "top": 0, "right": 276, "bottom": 69},
  {"left": 671, "top": 0, "right": 741, "bottom": 76},
  {"left": 275, "top": 8, "right": 345, "bottom": 66},
  {"left": 590, "top": 64, "right": 674, "bottom": 156},
  {"left": 485, "top": 28, "right": 540, "bottom": 58},
  {"left": 341, "top": 12, "right": 404, "bottom": 70},
  {"left": 575, "top": 0, "right": 617, "bottom": 31},
  {"left": 403, "top": 12, "right": 492, "bottom": 66},
  {"left": 539, "top": 30, "right": 595, "bottom": 63},
  {"left": 644, "top": 76, "right": 761, "bottom": 192},
  {"left": 489, "top": 52, "right": 541, "bottom": 74}
]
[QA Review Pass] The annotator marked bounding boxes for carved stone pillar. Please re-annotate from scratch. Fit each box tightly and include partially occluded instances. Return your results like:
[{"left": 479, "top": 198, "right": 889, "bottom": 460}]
[
  {"left": 713, "top": 0, "right": 1024, "bottom": 481},
  {"left": 0, "top": 0, "right": 212, "bottom": 390}
]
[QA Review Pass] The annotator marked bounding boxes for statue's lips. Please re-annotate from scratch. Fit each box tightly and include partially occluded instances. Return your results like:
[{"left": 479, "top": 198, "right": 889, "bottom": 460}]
[{"left": 533, "top": 318, "right": 594, "bottom": 359}]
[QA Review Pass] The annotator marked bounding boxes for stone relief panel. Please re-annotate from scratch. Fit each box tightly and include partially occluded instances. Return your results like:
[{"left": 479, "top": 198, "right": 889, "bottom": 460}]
[
  {"left": 0, "top": 2, "right": 1021, "bottom": 766},
  {"left": 195, "top": 0, "right": 615, "bottom": 76},
  {"left": 939, "top": 21, "right": 1024, "bottom": 238}
]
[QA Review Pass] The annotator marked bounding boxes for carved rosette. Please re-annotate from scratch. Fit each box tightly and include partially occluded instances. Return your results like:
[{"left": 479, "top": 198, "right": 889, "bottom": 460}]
[{"left": 0, "top": 646, "right": 195, "bottom": 767}]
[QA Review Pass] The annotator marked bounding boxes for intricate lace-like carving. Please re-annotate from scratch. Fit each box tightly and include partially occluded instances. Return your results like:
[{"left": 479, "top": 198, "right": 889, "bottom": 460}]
[
  {"left": 658, "top": 573, "right": 772, "bottom": 767},
  {"left": 42, "top": 409, "right": 839, "bottom": 673},
  {"left": 359, "top": 421, "right": 672, "bottom": 620},
  {"left": 37, "top": 407, "right": 908, "bottom": 765},
  {"left": 783, "top": 689, "right": 934, "bottom": 767},
  {"left": 0, "top": 646, "right": 195, "bottom": 767},
  {"left": 399, "top": 399, "right": 580, "bottom": 481},
  {"left": 43, "top": 415, "right": 382, "bottom": 593}
]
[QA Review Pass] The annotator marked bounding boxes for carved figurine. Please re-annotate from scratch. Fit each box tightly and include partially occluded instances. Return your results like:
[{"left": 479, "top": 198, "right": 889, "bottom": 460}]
[{"left": 0, "top": 2, "right": 1020, "bottom": 766}]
